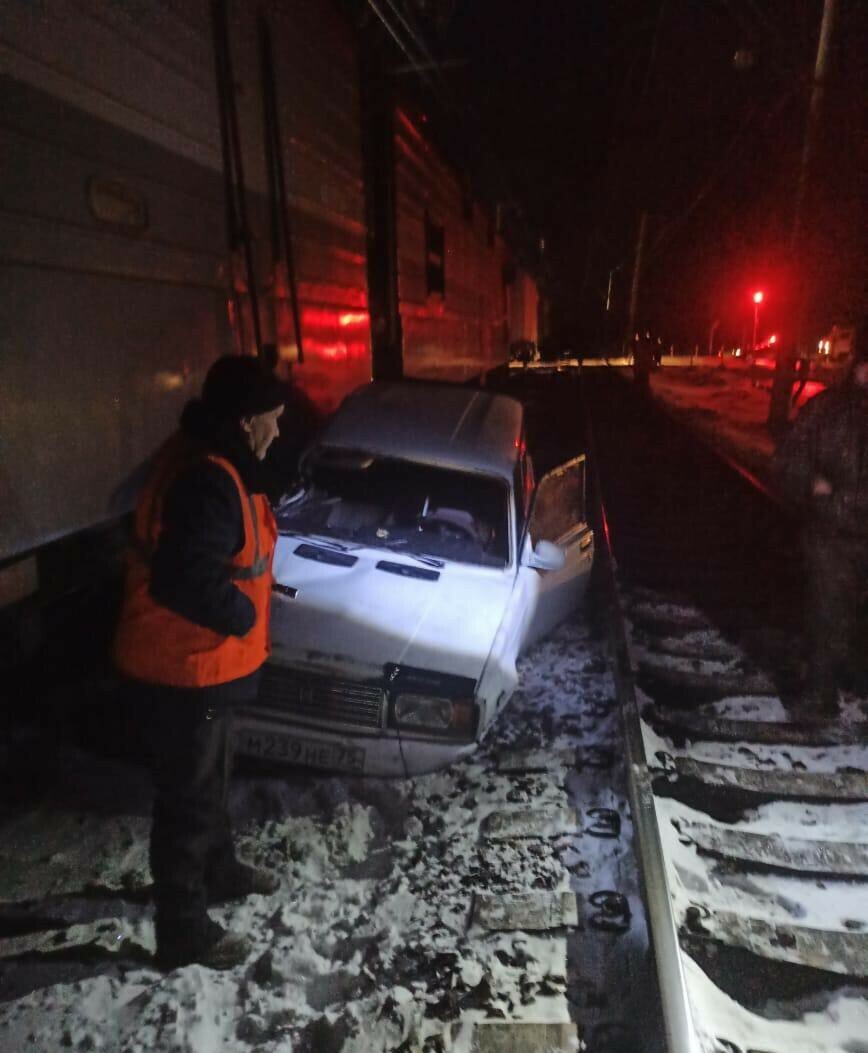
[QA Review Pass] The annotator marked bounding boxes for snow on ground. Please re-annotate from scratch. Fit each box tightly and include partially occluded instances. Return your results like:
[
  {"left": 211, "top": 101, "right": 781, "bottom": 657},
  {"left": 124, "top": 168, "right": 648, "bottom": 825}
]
[
  {"left": 630, "top": 359, "right": 843, "bottom": 482},
  {"left": 521, "top": 356, "right": 841, "bottom": 486},
  {"left": 643, "top": 363, "right": 779, "bottom": 478},
  {"left": 0, "top": 617, "right": 650, "bottom": 1053},
  {"left": 684, "top": 954, "right": 868, "bottom": 1053}
]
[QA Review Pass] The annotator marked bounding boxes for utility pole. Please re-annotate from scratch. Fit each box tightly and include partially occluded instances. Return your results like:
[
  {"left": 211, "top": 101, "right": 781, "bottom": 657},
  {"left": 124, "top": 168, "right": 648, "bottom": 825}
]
[
  {"left": 768, "top": 0, "right": 838, "bottom": 432},
  {"left": 708, "top": 318, "right": 720, "bottom": 360},
  {"left": 359, "top": 39, "right": 403, "bottom": 382},
  {"left": 605, "top": 268, "right": 617, "bottom": 313},
  {"left": 625, "top": 211, "right": 648, "bottom": 353}
]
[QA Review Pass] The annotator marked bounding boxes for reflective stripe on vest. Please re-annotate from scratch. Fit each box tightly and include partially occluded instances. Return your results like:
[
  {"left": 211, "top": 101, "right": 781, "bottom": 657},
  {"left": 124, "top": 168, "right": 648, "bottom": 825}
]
[{"left": 231, "top": 494, "right": 270, "bottom": 580}]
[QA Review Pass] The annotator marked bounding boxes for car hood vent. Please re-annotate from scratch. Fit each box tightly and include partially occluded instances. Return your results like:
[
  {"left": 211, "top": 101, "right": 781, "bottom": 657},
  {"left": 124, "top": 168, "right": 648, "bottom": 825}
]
[
  {"left": 294, "top": 543, "right": 358, "bottom": 567},
  {"left": 376, "top": 560, "right": 440, "bottom": 581}
]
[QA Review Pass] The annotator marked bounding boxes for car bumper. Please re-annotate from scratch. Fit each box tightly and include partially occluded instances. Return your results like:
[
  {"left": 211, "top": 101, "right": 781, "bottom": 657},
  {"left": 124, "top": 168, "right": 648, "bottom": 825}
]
[
  {"left": 233, "top": 713, "right": 478, "bottom": 777},
  {"left": 234, "top": 662, "right": 480, "bottom": 776}
]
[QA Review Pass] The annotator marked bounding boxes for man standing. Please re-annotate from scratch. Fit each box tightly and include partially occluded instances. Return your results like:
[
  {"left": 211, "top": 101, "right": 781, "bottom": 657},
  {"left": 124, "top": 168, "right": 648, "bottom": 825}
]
[
  {"left": 773, "top": 319, "right": 868, "bottom": 716},
  {"left": 114, "top": 355, "right": 285, "bottom": 969}
]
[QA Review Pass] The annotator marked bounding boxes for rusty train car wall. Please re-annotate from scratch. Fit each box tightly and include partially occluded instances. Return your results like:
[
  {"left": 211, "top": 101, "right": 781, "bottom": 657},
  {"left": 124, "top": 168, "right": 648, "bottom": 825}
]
[
  {"left": 393, "top": 109, "right": 515, "bottom": 383},
  {"left": 0, "top": 0, "right": 369, "bottom": 564}
]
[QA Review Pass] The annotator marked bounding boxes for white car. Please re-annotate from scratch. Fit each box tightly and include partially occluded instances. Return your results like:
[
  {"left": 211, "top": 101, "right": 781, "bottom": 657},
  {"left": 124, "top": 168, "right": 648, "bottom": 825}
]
[{"left": 235, "top": 382, "right": 594, "bottom": 775}]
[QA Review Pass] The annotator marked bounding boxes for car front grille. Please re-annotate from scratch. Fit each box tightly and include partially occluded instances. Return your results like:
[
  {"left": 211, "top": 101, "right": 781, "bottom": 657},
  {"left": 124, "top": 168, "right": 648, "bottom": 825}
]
[{"left": 250, "top": 665, "right": 385, "bottom": 731}]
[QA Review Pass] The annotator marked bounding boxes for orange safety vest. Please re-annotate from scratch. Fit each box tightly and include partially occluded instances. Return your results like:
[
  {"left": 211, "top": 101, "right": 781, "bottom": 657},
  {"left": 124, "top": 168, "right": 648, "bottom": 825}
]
[{"left": 114, "top": 436, "right": 277, "bottom": 688}]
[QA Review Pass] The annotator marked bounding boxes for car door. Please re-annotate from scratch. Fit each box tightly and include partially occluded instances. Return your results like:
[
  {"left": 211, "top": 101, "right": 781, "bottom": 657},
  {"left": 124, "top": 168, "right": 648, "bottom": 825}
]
[{"left": 520, "top": 454, "right": 594, "bottom": 649}]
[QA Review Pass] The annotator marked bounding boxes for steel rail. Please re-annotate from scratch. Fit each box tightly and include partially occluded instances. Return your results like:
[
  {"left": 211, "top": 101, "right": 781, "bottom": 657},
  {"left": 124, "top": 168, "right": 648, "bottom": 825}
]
[{"left": 582, "top": 388, "right": 697, "bottom": 1053}]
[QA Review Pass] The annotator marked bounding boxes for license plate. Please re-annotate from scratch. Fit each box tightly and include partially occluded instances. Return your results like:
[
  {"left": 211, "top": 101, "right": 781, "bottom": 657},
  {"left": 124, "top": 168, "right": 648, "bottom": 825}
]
[{"left": 236, "top": 727, "right": 366, "bottom": 773}]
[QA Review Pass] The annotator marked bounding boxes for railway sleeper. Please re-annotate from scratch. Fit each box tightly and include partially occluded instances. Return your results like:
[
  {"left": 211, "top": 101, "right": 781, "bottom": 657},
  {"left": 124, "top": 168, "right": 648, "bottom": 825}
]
[
  {"left": 644, "top": 703, "right": 868, "bottom": 747},
  {"left": 667, "top": 756, "right": 868, "bottom": 801},
  {"left": 676, "top": 822, "right": 868, "bottom": 879},
  {"left": 681, "top": 907, "right": 868, "bottom": 979}
]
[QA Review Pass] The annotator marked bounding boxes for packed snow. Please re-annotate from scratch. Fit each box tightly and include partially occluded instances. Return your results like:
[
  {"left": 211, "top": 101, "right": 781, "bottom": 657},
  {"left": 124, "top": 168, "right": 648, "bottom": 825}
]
[{"left": 0, "top": 618, "right": 654, "bottom": 1053}]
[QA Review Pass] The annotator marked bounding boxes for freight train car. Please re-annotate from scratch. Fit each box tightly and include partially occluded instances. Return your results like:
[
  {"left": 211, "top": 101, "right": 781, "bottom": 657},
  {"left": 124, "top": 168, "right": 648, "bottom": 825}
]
[
  {"left": 0, "top": 0, "right": 369, "bottom": 569},
  {"left": 0, "top": 0, "right": 537, "bottom": 658}
]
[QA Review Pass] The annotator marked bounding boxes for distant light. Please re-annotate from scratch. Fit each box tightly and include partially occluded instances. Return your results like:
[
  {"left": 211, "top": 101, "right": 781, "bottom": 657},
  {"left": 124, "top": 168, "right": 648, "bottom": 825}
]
[
  {"left": 733, "top": 49, "right": 755, "bottom": 71},
  {"left": 154, "top": 370, "right": 187, "bottom": 391},
  {"left": 753, "top": 291, "right": 764, "bottom": 304},
  {"left": 769, "top": 334, "right": 777, "bottom": 344}
]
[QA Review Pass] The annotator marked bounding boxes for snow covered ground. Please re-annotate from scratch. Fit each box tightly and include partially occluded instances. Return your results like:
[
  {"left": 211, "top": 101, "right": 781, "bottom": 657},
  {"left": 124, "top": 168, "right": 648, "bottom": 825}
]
[
  {"left": 0, "top": 618, "right": 655, "bottom": 1053},
  {"left": 631, "top": 361, "right": 829, "bottom": 481},
  {"left": 517, "top": 358, "right": 843, "bottom": 486}
]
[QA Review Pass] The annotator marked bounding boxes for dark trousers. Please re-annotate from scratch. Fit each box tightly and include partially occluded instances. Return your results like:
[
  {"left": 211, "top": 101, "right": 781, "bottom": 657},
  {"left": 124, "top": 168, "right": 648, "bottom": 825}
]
[
  {"left": 803, "top": 529, "right": 868, "bottom": 702},
  {"left": 146, "top": 686, "right": 238, "bottom": 938}
]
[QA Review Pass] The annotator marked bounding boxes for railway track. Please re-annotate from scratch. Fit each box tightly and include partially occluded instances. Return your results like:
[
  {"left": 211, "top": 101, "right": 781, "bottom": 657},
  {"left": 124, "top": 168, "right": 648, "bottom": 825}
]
[{"left": 584, "top": 370, "right": 868, "bottom": 1052}]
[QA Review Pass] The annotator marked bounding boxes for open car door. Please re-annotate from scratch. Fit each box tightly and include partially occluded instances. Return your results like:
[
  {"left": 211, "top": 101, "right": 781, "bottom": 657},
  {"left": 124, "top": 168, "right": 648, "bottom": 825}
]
[{"left": 521, "top": 454, "right": 594, "bottom": 648}]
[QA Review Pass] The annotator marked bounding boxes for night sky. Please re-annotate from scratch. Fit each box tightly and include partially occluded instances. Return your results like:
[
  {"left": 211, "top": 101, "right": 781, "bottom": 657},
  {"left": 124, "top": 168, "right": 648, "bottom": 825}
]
[{"left": 416, "top": 0, "right": 867, "bottom": 352}]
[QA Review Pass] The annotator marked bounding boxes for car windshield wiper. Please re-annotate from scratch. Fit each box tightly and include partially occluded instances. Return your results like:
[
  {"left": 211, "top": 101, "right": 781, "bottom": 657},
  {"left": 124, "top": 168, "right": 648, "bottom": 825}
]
[
  {"left": 281, "top": 530, "right": 360, "bottom": 552},
  {"left": 382, "top": 540, "right": 444, "bottom": 568}
]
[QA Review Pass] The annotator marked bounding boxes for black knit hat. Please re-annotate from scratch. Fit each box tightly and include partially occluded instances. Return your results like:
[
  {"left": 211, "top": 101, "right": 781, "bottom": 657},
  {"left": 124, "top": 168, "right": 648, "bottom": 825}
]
[{"left": 201, "top": 355, "right": 286, "bottom": 421}]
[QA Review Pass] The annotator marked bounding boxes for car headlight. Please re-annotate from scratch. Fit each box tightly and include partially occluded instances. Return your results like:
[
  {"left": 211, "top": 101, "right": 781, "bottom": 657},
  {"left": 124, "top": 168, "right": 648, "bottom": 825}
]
[
  {"left": 394, "top": 693, "right": 452, "bottom": 728},
  {"left": 393, "top": 693, "right": 477, "bottom": 735}
]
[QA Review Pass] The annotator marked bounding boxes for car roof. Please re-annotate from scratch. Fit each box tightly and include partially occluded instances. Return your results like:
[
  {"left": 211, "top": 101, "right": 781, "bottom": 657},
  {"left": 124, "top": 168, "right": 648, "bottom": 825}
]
[{"left": 318, "top": 382, "right": 524, "bottom": 483}]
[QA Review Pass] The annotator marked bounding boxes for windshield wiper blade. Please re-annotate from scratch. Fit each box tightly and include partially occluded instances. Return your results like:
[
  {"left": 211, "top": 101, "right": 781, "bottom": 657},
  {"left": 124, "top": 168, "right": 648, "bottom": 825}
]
[
  {"left": 281, "top": 530, "right": 360, "bottom": 552},
  {"left": 382, "top": 541, "right": 444, "bottom": 568}
]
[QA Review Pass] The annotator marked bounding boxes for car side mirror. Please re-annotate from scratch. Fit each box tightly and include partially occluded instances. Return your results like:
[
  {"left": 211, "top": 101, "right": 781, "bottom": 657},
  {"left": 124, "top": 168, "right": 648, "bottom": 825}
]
[{"left": 524, "top": 538, "right": 565, "bottom": 571}]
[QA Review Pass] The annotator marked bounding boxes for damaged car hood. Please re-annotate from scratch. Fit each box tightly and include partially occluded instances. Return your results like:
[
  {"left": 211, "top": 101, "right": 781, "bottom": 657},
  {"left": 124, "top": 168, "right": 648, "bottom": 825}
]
[{"left": 268, "top": 536, "right": 515, "bottom": 683}]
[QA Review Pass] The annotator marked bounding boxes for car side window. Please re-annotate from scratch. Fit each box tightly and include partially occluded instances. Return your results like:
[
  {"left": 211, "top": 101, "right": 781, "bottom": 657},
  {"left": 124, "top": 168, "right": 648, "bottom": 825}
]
[{"left": 528, "top": 456, "right": 585, "bottom": 544}]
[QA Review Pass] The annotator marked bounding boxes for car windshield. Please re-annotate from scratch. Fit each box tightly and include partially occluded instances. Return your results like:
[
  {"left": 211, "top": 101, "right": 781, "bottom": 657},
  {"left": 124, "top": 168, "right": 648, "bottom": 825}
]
[{"left": 278, "top": 448, "right": 510, "bottom": 567}]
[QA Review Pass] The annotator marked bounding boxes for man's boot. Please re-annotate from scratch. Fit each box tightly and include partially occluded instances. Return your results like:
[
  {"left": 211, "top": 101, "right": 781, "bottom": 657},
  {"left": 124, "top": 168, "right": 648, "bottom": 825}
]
[
  {"left": 155, "top": 916, "right": 252, "bottom": 971},
  {"left": 207, "top": 858, "right": 280, "bottom": 904}
]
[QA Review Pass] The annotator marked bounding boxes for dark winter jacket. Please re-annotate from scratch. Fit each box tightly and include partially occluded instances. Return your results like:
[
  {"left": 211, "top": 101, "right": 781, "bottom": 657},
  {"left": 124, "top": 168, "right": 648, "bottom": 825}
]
[
  {"left": 149, "top": 403, "right": 273, "bottom": 641},
  {"left": 772, "top": 375, "right": 868, "bottom": 537}
]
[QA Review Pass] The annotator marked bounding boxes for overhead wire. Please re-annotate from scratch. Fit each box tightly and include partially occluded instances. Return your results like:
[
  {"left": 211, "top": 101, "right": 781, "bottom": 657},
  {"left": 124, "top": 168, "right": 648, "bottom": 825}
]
[
  {"left": 363, "top": 0, "right": 536, "bottom": 250},
  {"left": 365, "top": 0, "right": 436, "bottom": 88}
]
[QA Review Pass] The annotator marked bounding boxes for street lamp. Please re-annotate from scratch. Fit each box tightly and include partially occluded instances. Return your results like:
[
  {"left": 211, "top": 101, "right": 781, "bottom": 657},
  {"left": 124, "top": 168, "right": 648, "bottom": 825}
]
[{"left": 752, "top": 290, "right": 764, "bottom": 349}]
